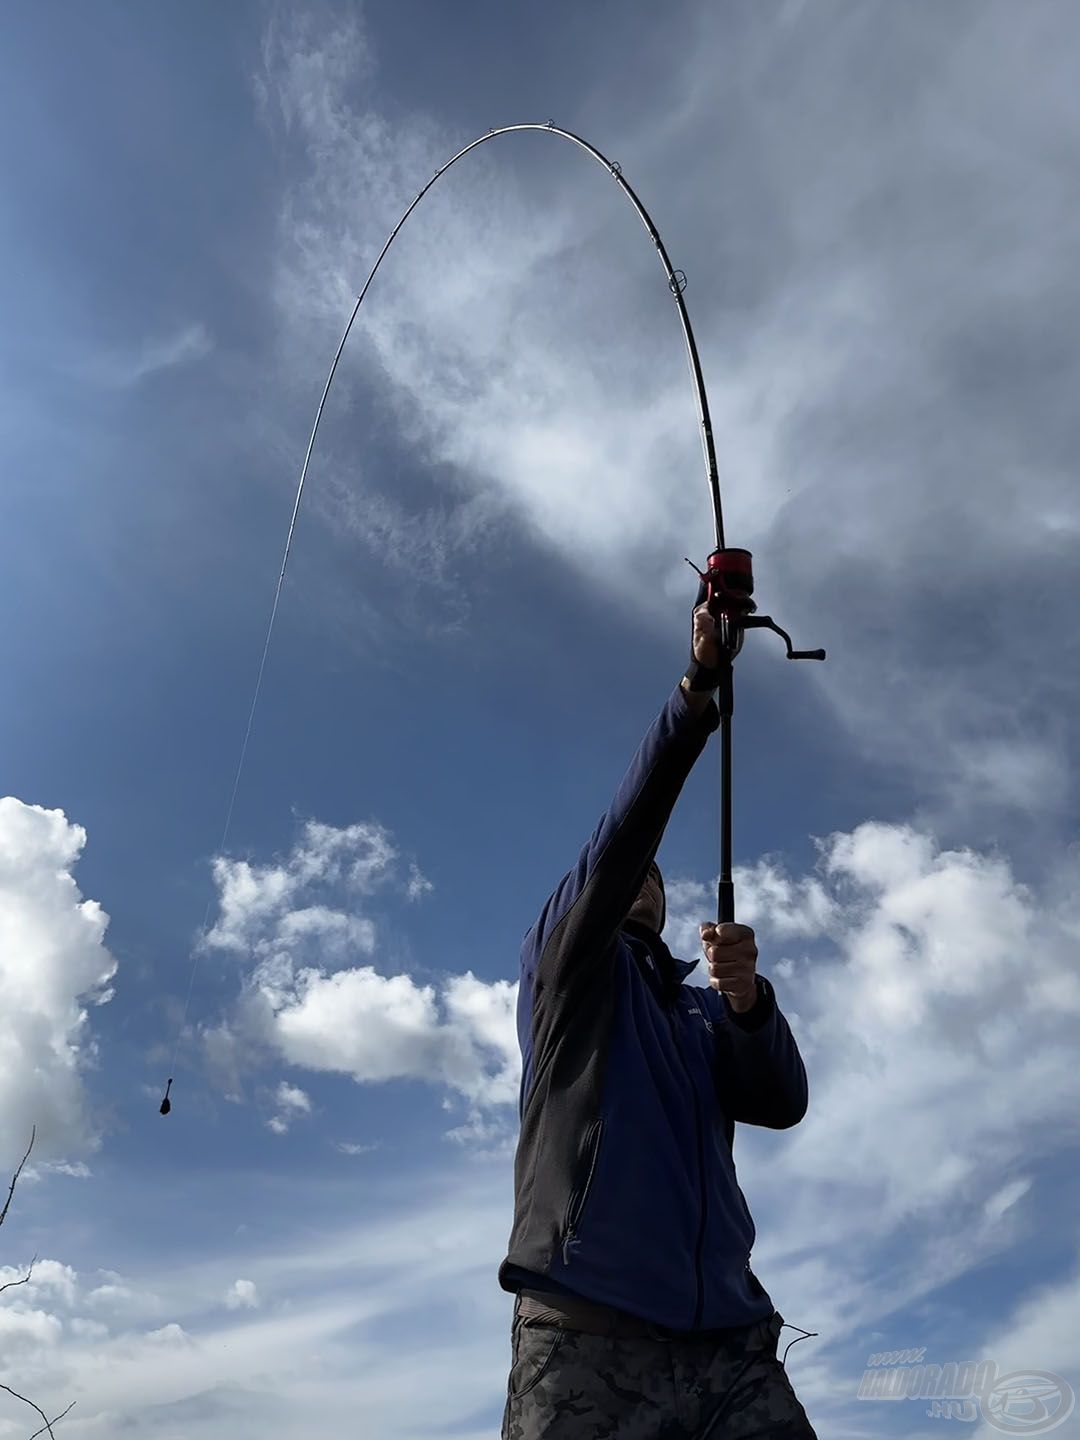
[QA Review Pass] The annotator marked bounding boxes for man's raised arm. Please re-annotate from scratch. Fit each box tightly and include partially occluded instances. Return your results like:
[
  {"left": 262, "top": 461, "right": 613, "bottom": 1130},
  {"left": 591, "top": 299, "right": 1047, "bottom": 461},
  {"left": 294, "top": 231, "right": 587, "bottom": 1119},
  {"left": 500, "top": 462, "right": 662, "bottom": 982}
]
[{"left": 522, "top": 607, "right": 725, "bottom": 1000}]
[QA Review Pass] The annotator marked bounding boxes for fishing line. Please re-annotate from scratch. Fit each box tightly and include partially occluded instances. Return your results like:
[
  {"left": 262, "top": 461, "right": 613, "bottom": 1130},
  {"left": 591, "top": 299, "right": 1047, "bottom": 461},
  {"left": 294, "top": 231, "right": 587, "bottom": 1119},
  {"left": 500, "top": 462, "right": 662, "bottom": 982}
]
[
  {"left": 159, "top": 120, "right": 728, "bottom": 1115},
  {"left": 689, "top": 1321, "right": 821, "bottom": 1440},
  {"left": 780, "top": 1323, "right": 819, "bottom": 1366},
  {"left": 159, "top": 303, "right": 359, "bottom": 1115}
]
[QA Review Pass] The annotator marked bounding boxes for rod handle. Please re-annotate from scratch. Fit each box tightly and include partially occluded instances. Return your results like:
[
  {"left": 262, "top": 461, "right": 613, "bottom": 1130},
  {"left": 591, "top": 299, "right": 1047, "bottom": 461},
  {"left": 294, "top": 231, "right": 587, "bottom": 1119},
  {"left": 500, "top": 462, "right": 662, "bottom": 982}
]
[{"left": 717, "top": 879, "right": 735, "bottom": 925}]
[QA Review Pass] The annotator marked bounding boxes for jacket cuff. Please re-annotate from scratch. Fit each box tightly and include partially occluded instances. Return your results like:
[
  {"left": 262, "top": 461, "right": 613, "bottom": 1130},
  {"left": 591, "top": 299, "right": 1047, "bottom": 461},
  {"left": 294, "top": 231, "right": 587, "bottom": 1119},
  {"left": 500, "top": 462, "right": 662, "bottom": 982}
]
[
  {"left": 670, "top": 681, "right": 721, "bottom": 735},
  {"left": 724, "top": 975, "right": 775, "bottom": 1033}
]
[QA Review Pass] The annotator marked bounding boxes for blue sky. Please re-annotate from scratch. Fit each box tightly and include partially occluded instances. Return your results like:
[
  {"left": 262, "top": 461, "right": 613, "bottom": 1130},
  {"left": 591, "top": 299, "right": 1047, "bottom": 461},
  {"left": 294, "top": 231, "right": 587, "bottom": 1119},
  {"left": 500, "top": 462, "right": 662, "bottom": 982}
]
[{"left": 2, "top": 2, "right": 1079, "bottom": 1436}]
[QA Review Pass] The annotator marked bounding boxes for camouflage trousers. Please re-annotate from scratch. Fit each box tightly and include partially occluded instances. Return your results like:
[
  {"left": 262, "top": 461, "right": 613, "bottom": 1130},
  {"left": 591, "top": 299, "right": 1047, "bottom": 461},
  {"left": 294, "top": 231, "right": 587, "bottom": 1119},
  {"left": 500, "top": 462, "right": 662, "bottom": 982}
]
[{"left": 501, "top": 1302, "right": 817, "bottom": 1439}]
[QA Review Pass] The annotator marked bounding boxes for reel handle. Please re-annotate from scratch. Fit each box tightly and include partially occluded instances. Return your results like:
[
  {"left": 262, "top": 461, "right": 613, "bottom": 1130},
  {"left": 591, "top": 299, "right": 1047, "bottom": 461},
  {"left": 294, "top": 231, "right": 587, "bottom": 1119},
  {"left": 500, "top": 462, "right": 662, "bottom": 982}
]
[{"left": 742, "top": 616, "right": 826, "bottom": 662}]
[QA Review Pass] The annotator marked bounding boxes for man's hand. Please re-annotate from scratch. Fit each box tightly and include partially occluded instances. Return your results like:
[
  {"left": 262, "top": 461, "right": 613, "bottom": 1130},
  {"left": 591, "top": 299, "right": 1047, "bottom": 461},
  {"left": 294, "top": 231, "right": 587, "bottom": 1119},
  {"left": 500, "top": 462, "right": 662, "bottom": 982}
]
[
  {"left": 691, "top": 602, "right": 725, "bottom": 670},
  {"left": 700, "top": 922, "right": 758, "bottom": 1012}
]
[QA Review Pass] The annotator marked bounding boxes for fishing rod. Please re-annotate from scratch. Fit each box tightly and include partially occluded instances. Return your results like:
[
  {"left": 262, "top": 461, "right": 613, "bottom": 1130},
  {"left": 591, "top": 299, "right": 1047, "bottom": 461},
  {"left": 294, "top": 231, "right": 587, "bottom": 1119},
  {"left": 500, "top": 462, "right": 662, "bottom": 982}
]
[{"left": 159, "top": 120, "right": 823, "bottom": 1116}]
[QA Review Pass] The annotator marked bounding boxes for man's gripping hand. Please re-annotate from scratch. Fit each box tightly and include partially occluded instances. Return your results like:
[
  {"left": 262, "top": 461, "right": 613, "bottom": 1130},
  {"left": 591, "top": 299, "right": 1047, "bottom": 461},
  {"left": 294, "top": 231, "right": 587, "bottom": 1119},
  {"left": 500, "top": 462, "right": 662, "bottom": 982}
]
[{"left": 700, "top": 923, "right": 758, "bottom": 1013}]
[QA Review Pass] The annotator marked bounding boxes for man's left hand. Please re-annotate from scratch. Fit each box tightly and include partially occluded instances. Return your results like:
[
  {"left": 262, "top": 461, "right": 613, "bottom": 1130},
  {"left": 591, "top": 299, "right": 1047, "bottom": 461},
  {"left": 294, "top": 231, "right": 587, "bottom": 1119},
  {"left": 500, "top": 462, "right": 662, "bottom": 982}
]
[{"left": 700, "top": 923, "right": 758, "bottom": 1013}]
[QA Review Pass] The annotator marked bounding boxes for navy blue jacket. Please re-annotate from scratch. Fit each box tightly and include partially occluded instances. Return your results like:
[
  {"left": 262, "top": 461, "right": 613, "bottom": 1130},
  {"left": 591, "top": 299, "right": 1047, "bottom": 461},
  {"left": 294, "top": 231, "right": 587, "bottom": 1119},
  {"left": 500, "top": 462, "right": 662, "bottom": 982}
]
[{"left": 498, "top": 681, "right": 808, "bottom": 1331}]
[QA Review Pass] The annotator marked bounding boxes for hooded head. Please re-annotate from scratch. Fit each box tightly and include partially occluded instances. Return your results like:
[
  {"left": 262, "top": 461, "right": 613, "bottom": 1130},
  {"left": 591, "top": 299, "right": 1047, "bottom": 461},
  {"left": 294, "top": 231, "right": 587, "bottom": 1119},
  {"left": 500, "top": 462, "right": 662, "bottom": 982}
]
[{"left": 625, "top": 860, "right": 666, "bottom": 935}]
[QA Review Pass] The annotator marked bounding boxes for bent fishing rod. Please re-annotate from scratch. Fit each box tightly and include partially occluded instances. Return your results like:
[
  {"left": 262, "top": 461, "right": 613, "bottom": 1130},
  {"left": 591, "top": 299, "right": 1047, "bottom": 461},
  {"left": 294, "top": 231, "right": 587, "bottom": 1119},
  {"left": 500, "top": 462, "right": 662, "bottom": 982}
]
[{"left": 159, "top": 120, "right": 824, "bottom": 1116}]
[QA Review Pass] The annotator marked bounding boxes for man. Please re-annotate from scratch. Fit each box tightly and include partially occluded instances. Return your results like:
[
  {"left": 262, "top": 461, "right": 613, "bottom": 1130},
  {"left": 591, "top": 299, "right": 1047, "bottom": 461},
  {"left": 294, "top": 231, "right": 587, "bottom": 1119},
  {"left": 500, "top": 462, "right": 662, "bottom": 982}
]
[{"left": 498, "top": 602, "right": 817, "bottom": 1439}]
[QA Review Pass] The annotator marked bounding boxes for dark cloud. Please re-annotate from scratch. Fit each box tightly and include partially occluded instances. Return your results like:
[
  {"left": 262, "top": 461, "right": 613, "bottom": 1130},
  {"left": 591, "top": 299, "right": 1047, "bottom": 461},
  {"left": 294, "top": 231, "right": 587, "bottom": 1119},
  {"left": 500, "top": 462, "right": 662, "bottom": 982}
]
[{"left": 641, "top": 2, "right": 1080, "bottom": 835}]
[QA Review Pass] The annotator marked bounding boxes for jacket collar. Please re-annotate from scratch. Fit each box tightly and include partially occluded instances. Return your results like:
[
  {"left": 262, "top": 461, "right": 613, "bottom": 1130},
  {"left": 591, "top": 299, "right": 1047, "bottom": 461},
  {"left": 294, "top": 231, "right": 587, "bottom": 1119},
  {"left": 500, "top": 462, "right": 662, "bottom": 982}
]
[{"left": 621, "top": 919, "right": 699, "bottom": 999}]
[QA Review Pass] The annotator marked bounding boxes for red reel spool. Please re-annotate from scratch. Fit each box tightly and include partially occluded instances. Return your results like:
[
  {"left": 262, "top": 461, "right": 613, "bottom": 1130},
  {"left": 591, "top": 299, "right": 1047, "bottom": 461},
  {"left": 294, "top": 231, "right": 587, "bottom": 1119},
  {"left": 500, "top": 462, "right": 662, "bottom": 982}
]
[{"left": 702, "top": 547, "right": 757, "bottom": 617}]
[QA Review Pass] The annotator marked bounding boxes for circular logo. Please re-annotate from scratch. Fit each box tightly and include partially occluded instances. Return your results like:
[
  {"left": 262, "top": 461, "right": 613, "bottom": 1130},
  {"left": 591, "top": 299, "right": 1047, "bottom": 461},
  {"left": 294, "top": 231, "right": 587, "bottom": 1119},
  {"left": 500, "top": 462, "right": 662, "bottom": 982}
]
[{"left": 983, "top": 1371, "right": 1075, "bottom": 1434}]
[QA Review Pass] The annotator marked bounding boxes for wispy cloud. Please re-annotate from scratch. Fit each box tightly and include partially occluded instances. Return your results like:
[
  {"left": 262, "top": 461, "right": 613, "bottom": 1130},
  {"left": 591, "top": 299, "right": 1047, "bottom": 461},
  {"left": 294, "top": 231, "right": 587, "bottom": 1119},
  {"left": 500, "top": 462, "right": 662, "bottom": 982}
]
[
  {"left": 260, "top": 6, "right": 1080, "bottom": 841},
  {"left": 80, "top": 321, "right": 212, "bottom": 388},
  {"left": 335, "top": 1138, "right": 381, "bottom": 1156},
  {"left": 0, "top": 1161, "right": 515, "bottom": 1439}
]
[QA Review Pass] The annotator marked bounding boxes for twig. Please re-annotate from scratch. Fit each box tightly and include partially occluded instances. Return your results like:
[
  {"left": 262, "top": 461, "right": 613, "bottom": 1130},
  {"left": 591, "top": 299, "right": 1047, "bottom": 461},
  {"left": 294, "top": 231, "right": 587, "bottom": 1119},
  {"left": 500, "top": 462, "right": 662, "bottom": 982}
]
[
  {"left": 0, "top": 1384, "right": 74, "bottom": 1439},
  {"left": 0, "top": 1131, "right": 76, "bottom": 1437},
  {"left": 0, "top": 1254, "right": 38, "bottom": 1300},
  {"left": 0, "top": 1127, "right": 35, "bottom": 1230},
  {"left": 25, "top": 1401, "right": 76, "bottom": 1440}
]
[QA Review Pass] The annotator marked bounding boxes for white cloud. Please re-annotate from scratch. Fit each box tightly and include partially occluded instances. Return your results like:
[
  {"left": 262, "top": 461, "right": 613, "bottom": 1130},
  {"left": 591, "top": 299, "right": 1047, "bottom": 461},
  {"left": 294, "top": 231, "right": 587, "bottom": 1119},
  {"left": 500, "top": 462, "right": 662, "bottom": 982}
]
[
  {"left": 406, "top": 863, "right": 434, "bottom": 902},
  {"left": 4, "top": 820, "right": 1079, "bottom": 1437},
  {"left": 0, "top": 798, "right": 116, "bottom": 1170},
  {"left": 268, "top": 966, "right": 439, "bottom": 1076},
  {"left": 0, "top": 1305, "right": 63, "bottom": 1350},
  {"left": 145, "top": 1322, "right": 193, "bottom": 1346},
  {"left": 206, "top": 797, "right": 1080, "bottom": 1234},
  {"left": 256, "top": 964, "right": 517, "bottom": 1111},
  {"left": 642, "top": 828, "right": 1080, "bottom": 1434},
  {"left": 0, "top": 1259, "right": 78, "bottom": 1308},
  {"left": 69, "top": 1317, "right": 108, "bottom": 1342},
  {"left": 41, "top": 1160, "right": 92, "bottom": 1181},
  {"left": 443, "top": 1107, "right": 516, "bottom": 1152},
  {"left": 202, "top": 819, "right": 515, "bottom": 1123},
  {"left": 224, "top": 1279, "right": 259, "bottom": 1311},
  {"left": 713, "top": 829, "right": 1080, "bottom": 1422},
  {"left": 440, "top": 972, "right": 519, "bottom": 1108},
  {"left": 267, "top": 1081, "right": 311, "bottom": 1134},
  {"left": 664, "top": 864, "right": 838, "bottom": 966},
  {"left": 85, "top": 1283, "right": 141, "bottom": 1309},
  {"left": 205, "top": 819, "right": 398, "bottom": 954},
  {"left": 275, "top": 1082, "right": 310, "bottom": 1112}
]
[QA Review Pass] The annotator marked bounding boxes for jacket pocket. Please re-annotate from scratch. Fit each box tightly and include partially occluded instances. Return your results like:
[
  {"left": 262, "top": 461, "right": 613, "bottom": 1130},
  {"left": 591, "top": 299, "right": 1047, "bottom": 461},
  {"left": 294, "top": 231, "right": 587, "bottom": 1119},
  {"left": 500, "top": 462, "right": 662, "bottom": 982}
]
[{"left": 561, "top": 1118, "right": 604, "bottom": 1265}]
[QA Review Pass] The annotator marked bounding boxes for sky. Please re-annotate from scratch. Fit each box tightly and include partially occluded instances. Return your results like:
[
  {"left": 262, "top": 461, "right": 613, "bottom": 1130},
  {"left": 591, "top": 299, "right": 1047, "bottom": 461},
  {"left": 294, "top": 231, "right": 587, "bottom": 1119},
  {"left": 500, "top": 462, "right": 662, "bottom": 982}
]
[{"left": 1, "top": 1, "right": 1079, "bottom": 1436}]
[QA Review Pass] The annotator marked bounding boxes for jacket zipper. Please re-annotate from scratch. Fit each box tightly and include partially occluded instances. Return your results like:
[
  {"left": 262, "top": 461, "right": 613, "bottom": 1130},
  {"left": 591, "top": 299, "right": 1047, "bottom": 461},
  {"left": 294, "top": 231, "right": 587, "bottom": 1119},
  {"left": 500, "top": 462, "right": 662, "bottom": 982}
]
[
  {"left": 561, "top": 1118, "right": 604, "bottom": 1266},
  {"left": 669, "top": 1006, "right": 707, "bottom": 1330}
]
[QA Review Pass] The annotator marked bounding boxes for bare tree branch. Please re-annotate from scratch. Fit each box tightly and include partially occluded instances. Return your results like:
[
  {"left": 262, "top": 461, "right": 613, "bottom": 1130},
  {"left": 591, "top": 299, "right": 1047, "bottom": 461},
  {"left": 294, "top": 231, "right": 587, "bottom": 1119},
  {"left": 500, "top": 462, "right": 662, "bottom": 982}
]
[
  {"left": 0, "top": 1253, "right": 38, "bottom": 1299},
  {"left": 0, "top": 1383, "right": 75, "bottom": 1439},
  {"left": 25, "top": 1401, "right": 76, "bottom": 1440},
  {"left": 1, "top": 1130, "right": 76, "bottom": 1437},
  {"left": 0, "top": 1126, "right": 35, "bottom": 1230}
]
